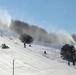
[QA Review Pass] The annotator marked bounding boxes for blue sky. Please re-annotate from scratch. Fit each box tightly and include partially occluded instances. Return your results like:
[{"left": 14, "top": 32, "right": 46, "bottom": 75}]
[{"left": 0, "top": 0, "right": 76, "bottom": 34}]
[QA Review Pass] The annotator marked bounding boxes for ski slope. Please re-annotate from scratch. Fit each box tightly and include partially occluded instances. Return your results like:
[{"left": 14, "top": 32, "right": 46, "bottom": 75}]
[{"left": 0, "top": 35, "right": 76, "bottom": 75}]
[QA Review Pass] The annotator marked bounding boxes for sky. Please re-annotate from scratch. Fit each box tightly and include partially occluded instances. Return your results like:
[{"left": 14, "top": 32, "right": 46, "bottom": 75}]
[{"left": 0, "top": 0, "right": 76, "bottom": 34}]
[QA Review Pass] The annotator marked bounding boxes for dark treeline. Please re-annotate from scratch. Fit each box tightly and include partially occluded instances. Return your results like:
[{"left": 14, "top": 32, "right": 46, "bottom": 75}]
[
  {"left": 10, "top": 20, "right": 76, "bottom": 44},
  {"left": 10, "top": 20, "right": 53, "bottom": 43}
]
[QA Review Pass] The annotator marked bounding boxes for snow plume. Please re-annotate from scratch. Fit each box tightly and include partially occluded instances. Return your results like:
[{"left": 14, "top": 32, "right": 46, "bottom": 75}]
[
  {"left": 56, "top": 32, "right": 76, "bottom": 44},
  {"left": 0, "top": 9, "right": 11, "bottom": 27}
]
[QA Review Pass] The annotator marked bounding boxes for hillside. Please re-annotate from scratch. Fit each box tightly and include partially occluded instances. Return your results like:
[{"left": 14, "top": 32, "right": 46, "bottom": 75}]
[
  {"left": 10, "top": 20, "right": 76, "bottom": 45},
  {"left": 10, "top": 20, "right": 51, "bottom": 43},
  {"left": 0, "top": 28, "right": 76, "bottom": 75}
]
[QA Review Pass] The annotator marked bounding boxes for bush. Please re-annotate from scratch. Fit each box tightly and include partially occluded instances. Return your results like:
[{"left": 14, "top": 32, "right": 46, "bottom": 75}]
[{"left": 60, "top": 44, "right": 76, "bottom": 62}]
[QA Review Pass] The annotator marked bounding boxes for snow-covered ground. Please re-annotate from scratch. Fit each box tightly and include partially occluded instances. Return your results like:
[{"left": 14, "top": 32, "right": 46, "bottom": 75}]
[{"left": 0, "top": 30, "right": 76, "bottom": 75}]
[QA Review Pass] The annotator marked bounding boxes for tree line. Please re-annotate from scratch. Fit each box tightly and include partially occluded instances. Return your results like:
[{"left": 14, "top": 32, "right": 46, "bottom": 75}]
[
  {"left": 9, "top": 20, "right": 76, "bottom": 44},
  {"left": 10, "top": 20, "right": 51, "bottom": 43}
]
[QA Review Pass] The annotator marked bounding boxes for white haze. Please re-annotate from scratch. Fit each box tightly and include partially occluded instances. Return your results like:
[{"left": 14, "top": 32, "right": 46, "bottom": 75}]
[
  {"left": 56, "top": 32, "right": 75, "bottom": 44},
  {"left": 0, "top": 9, "right": 11, "bottom": 27}
]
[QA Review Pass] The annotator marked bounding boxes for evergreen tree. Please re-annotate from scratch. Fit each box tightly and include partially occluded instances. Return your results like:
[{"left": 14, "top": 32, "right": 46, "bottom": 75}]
[
  {"left": 60, "top": 44, "right": 76, "bottom": 65},
  {"left": 19, "top": 33, "right": 33, "bottom": 48}
]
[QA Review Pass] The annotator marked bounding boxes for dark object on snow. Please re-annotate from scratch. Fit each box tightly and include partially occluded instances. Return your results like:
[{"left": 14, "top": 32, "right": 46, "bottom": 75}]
[
  {"left": 29, "top": 44, "right": 31, "bottom": 47},
  {"left": 2, "top": 43, "right": 9, "bottom": 49},
  {"left": 72, "top": 59, "right": 75, "bottom": 66},
  {"left": 44, "top": 51, "right": 46, "bottom": 54},
  {"left": 68, "top": 61, "right": 70, "bottom": 66},
  {"left": 24, "top": 43, "right": 26, "bottom": 48}
]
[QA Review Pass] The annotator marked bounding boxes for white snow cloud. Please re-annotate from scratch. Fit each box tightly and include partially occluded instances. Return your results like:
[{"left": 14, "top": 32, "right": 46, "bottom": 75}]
[{"left": 0, "top": 9, "right": 11, "bottom": 27}]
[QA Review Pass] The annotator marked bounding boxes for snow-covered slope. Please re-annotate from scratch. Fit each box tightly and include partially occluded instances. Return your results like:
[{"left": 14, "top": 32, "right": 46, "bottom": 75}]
[{"left": 0, "top": 30, "right": 75, "bottom": 75}]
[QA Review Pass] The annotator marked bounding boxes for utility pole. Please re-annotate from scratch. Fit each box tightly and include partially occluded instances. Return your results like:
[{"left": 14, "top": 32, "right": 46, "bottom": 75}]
[{"left": 13, "top": 59, "right": 15, "bottom": 75}]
